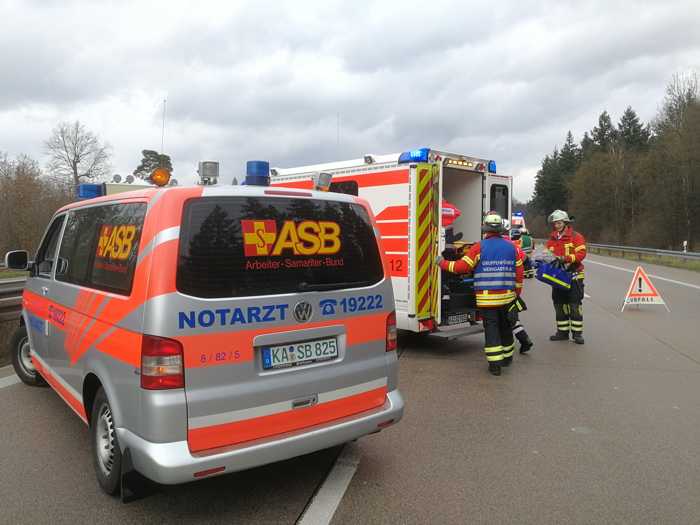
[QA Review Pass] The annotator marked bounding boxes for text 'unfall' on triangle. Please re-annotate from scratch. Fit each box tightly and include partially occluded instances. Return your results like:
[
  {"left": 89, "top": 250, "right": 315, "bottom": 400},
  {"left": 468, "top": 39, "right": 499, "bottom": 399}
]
[{"left": 621, "top": 266, "right": 670, "bottom": 312}]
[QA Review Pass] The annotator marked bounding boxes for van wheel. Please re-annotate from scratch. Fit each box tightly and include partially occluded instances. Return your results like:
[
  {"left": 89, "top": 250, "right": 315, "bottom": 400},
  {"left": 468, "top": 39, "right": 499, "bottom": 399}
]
[
  {"left": 91, "top": 388, "right": 123, "bottom": 495},
  {"left": 10, "top": 326, "right": 45, "bottom": 386}
]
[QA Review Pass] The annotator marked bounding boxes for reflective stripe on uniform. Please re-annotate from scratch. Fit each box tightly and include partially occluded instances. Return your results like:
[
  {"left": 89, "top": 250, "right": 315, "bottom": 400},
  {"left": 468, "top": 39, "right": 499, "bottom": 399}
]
[
  {"left": 448, "top": 261, "right": 455, "bottom": 272},
  {"left": 502, "top": 344, "right": 514, "bottom": 358},
  {"left": 462, "top": 255, "right": 475, "bottom": 266},
  {"left": 474, "top": 271, "right": 516, "bottom": 278},
  {"left": 515, "top": 259, "right": 523, "bottom": 267},
  {"left": 575, "top": 245, "right": 586, "bottom": 252},
  {"left": 476, "top": 291, "right": 516, "bottom": 307},
  {"left": 484, "top": 345, "right": 503, "bottom": 362},
  {"left": 474, "top": 277, "right": 513, "bottom": 290}
]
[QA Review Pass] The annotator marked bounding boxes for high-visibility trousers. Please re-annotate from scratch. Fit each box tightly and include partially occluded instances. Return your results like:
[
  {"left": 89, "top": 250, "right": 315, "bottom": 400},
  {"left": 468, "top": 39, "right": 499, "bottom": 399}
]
[
  {"left": 552, "top": 277, "right": 584, "bottom": 335},
  {"left": 481, "top": 307, "right": 515, "bottom": 362}
]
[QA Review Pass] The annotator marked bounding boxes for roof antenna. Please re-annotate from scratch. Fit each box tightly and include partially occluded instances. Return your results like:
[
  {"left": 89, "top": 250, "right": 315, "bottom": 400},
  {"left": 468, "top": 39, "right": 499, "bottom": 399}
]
[{"left": 161, "top": 98, "right": 167, "bottom": 153}]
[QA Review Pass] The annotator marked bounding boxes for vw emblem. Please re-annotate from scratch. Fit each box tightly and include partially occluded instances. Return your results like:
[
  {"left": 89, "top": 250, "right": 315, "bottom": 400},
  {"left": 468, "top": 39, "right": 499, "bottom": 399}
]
[{"left": 293, "top": 301, "right": 313, "bottom": 323}]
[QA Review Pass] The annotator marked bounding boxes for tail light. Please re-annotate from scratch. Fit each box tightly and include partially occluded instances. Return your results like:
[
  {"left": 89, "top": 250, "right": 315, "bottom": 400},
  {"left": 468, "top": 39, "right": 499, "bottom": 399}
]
[
  {"left": 141, "top": 335, "right": 184, "bottom": 390},
  {"left": 386, "top": 311, "right": 397, "bottom": 352}
]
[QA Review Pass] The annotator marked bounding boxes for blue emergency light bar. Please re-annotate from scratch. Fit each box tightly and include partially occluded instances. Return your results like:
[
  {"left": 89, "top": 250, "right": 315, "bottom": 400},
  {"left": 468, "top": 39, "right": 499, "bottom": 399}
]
[
  {"left": 76, "top": 183, "right": 105, "bottom": 200},
  {"left": 245, "top": 160, "right": 271, "bottom": 186},
  {"left": 398, "top": 148, "right": 430, "bottom": 164},
  {"left": 513, "top": 211, "right": 524, "bottom": 217},
  {"left": 488, "top": 160, "right": 497, "bottom": 173}
]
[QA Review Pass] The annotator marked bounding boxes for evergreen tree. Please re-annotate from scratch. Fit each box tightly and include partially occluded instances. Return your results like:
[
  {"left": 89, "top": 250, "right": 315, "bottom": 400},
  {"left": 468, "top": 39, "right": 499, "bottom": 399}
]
[
  {"left": 559, "top": 131, "right": 580, "bottom": 179},
  {"left": 133, "top": 150, "right": 173, "bottom": 180},
  {"left": 618, "top": 106, "right": 650, "bottom": 151},
  {"left": 531, "top": 147, "right": 567, "bottom": 215},
  {"left": 592, "top": 111, "right": 617, "bottom": 152},
  {"left": 580, "top": 131, "right": 595, "bottom": 159}
]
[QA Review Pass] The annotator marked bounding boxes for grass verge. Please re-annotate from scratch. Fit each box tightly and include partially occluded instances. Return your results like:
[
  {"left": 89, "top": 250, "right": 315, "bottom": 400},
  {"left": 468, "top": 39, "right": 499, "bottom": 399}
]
[
  {"left": 0, "top": 269, "right": 28, "bottom": 280},
  {"left": 588, "top": 247, "right": 700, "bottom": 273}
]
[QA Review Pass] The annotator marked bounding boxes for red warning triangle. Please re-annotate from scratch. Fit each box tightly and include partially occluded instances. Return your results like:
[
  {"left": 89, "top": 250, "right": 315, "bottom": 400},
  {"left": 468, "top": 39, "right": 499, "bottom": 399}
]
[{"left": 621, "top": 266, "right": 669, "bottom": 311}]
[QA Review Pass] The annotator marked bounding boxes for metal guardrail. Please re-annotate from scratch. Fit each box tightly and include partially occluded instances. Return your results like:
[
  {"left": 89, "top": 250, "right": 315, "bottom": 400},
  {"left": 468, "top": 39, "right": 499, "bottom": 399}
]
[
  {"left": 0, "top": 278, "right": 25, "bottom": 322},
  {"left": 588, "top": 243, "right": 700, "bottom": 260}
]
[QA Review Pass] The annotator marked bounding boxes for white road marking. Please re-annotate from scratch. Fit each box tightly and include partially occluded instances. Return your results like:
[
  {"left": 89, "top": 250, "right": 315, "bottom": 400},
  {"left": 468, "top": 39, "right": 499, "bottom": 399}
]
[
  {"left": 584, "top": 293, "right": 591, "bottom": 298},
  {"left": 586, "top": 259, "right": 700, "bottom": 291},
  {"left": 0, "top": 374, "right": 20, "bottom": 390},
  {"left": 297, "top": 443, "right": 361, "bottom": 525}
]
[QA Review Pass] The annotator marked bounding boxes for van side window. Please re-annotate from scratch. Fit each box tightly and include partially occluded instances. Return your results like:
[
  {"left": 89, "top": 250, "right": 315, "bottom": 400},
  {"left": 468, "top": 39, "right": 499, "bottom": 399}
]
[
  {"left": 490, "top": 184, "right": 509, "bottom": 220},
  {"left": 35, "top": 215, "right": 66, "bottom": 278},
  {"left": 56, "top": 203, "right": 146, "bottom": 295},
  {"left": 329, "top": 181, "right": 359, "bottom": 196}
]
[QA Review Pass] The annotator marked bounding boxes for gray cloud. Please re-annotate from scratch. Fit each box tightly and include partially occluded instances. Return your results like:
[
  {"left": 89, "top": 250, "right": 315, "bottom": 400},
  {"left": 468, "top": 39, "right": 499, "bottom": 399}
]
[{"left": 0, "top": 0, "right": 699, "bottom": 199}]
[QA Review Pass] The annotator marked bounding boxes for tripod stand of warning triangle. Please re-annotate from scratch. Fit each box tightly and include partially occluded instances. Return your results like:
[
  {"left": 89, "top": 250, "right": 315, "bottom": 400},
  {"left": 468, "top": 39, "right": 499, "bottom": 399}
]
[{"left": 620, "top": 266, "right": 670, "bottom": 312}]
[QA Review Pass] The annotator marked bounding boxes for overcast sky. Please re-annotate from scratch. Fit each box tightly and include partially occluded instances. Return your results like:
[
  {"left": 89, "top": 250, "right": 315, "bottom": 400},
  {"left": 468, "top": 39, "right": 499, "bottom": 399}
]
[{"left": 1, "top": 0, "right": 699, "bottom": 200}]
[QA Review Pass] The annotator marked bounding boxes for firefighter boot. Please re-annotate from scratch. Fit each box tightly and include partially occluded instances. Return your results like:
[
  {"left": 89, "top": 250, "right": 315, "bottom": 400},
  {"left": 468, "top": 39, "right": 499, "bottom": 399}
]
[
  {"left": 549, "top": 332, "right": 569, "bottom": 341},
  {"left": 488, "top": 362, "right": 502, "bottom": 376},
  {"left": 551, "top": 304, "right": 570, "bottom": 340},
  {"left": 517, "top": 332, "right": 534, "bottom": 353},
  {"left": 501, "top": 356, "right": 513, "bottom": 367},
  {"left": 569, "top": 304, "right": 584, "bottom": 345}
]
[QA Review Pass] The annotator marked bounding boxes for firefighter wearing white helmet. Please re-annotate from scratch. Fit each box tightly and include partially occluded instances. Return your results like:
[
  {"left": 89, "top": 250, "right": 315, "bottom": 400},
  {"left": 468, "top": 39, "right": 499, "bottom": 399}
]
[
  {"left": 437, "top": 211, "right": 525, "bottom": 376},
  {"left": 546, "top": 209, "right": 587, "bottom": 344}
]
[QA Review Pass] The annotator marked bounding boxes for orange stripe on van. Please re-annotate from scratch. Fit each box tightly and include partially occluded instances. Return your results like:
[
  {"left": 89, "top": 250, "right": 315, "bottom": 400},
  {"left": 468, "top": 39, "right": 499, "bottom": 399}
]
[
  {"left": 32, "top": 357, "right": 88, "bottom": 423},
  {"left": 178, "top": 312, "right": 388, "bottom": 369},
  {"left": 188, "top": 386, "right": 387, "bottom": 452},
  {"left": 95, "top": 327, "right": 142, "bottom": 367},
  {"left": 140, "top": 187, "right": 203, "bottom": 249},
  {"left": 145, "top": 239, "right": 180, "bottom": 297}
]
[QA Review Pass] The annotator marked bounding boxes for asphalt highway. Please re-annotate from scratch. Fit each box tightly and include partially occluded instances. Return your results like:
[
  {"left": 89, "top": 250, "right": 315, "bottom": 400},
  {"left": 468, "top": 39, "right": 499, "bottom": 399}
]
[{"left": 1, "top": 252, "right": 698, "bottom": 524}]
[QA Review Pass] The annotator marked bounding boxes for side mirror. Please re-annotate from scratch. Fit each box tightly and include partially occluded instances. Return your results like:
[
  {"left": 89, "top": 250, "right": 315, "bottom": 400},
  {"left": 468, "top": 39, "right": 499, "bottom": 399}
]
[{"left": 5, "top": 250, "right": 29, "bottom": 271}]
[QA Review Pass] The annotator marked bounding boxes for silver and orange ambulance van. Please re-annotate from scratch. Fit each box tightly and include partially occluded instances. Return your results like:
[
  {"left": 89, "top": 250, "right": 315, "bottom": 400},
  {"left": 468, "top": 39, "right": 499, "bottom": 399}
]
[{"left": 4, "top": 161, "right": 403, "bottom": 496}]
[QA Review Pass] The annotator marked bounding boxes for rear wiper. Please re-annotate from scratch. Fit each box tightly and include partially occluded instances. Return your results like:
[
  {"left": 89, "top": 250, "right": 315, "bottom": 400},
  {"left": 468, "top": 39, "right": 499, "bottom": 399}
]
[{"left": 298, "top": 280, "right": 373, "bottom": 291}]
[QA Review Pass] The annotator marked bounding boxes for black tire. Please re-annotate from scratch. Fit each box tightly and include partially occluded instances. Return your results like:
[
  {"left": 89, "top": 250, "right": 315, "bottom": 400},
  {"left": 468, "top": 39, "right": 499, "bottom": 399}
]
[
  {"left": 90, "top": 388, "right": 123, "bottom": 495},
  {"left": 10, "top": 325, "right": 46, "bottom": 386}
]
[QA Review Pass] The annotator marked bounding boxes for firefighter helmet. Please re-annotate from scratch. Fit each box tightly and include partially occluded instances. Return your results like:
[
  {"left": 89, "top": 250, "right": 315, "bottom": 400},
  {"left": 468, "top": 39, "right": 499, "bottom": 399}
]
[
  {"left": 548, "top": 209, "right": 571, "bottom": 223},
  {"left": 482, "top": 211, "right": 503, "bottom": 233}
]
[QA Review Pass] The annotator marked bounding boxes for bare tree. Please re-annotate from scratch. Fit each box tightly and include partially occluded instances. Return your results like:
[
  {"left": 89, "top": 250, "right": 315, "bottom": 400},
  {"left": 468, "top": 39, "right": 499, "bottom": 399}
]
[{"left": 45, "top": 121, "right": 111, "bottom": 188}]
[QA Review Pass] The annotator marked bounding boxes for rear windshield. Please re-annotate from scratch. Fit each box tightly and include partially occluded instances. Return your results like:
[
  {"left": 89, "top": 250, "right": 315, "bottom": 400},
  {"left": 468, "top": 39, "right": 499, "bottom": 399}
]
[{"left": 177, "top": 196, "right": 384, "bottom": 298}]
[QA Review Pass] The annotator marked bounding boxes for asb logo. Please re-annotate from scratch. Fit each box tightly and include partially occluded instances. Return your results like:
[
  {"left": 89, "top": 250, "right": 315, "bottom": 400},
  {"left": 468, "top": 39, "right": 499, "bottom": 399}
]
[
  {"left": 96, "top": 224, "right": 137, "bottom": 261},
  {"left": 241, "top": 220, "right": 341, "bottom": 257},
  {"left": 242, "top": 220, "right": 277, "bottom": 256}
]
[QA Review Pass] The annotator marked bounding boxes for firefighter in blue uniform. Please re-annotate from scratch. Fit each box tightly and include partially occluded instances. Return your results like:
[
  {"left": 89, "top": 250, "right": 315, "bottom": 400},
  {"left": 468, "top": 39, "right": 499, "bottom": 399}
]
[{"left": 438, "top": 212, "right": 524, "bottom": 376}]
